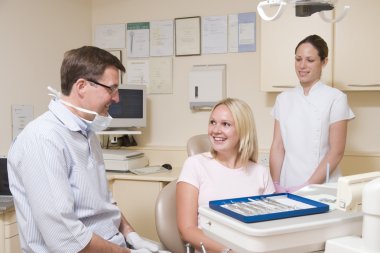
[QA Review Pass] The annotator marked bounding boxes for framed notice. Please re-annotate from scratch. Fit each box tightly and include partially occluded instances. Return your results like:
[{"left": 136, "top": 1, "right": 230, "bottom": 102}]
[{"left": 175, "top": 16, "right": 201, "bottom": 56}]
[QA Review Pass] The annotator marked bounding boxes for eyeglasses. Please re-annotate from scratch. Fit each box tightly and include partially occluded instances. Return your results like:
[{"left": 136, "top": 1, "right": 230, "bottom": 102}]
[{"left": 86, "top": 79, "right": 118, "bottom": 94}]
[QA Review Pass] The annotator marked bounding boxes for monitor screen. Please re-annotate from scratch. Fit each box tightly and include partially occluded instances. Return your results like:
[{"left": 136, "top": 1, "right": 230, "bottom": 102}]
[
  {"left": 0, "top": 157, "right": 11, "bottom": 195},
  {"left": 108, "top": 84, "right": 147, "bottom": 129}
]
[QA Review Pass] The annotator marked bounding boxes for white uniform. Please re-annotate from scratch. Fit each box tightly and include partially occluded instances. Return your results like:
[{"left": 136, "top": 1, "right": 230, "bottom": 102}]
[{"left": 271, "top": 82, "right": 355, "bottom": 187}]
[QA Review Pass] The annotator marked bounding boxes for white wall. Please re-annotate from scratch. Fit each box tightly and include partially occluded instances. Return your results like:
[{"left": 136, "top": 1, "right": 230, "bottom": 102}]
[
  {"left": 0, "top": 0, "right": 92, "bottom": 154},
  {"left": 91, "top": 0, "right": 380, "bottom": 156},
  {"left": 1, "top": 0, "right": 380, "bottom": 162},
  {"left": 91, "top": 0, "right": 276, "bottom": 149}
]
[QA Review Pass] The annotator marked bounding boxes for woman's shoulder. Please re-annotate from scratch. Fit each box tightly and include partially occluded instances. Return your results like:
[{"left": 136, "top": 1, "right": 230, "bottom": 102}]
[
  {"left": 184, "top": 152, "right": 213, "bottom": 166},
  {"left": 319, "top": 82, "right": 346, "bottom": 96},
  {"left": 276, "top": 86, "right": 300, "bottom": 100}
]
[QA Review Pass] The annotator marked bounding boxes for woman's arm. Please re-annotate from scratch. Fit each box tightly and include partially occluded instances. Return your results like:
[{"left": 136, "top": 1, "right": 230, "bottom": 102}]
[
  {"left": 176, "top": 182, "right": 232, "bottom": 253},
  {"left": 307, "top": 120, "right": 348, "bottom": 184},
  {"left": 269, "top": 120, "right": 285, "bottom": 183}
]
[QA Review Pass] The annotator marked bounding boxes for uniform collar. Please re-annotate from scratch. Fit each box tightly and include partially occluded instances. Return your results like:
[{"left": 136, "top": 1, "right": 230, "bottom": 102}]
[
  {"left": 48, "top": 99, "right": 89, "bottom": 135},
  {"left": 296, "top": 81, "right": 323, "bottom": 96}
]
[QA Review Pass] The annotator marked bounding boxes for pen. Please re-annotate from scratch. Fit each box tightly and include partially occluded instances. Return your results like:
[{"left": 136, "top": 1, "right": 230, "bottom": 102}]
[{"left": 326, "top": 162, "right": 330, "bottom": 183}]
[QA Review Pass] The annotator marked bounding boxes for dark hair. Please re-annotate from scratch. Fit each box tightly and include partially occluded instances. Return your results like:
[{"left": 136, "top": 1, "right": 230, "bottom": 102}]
[
  {"left": 60, "top": 46, "right": 125, "bottom": 95},
  {"left": 295, "top": 34, "right": 328, "bottom": 62}
]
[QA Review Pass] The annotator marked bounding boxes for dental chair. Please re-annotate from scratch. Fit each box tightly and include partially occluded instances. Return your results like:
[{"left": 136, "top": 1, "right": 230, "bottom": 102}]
[
  {"left": 155, "top": 179, "right": 185, "bottom": 253},
  {"left": 155, "top": 134, "right": 211, "bottom": 253},
  {"left": 186, "top": 134, "right": 211, "bottom": 156}
]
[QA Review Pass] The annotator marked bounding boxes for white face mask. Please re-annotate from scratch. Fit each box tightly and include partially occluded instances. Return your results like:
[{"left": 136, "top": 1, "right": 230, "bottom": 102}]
[
  {"left": 47, "top": 86, "right": 113, "bottom": 132},
  {"left": 80, "top": 112, "right": 113, "bottom": 132}
]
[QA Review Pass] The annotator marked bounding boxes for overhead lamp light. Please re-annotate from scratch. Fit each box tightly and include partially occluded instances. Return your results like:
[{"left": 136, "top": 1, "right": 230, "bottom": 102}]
[{"left": 257, "top": 0, "right": 350, "bottom": 23}]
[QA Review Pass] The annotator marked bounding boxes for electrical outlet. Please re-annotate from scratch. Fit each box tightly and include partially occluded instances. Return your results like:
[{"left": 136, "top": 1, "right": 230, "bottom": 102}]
[
  {"left": 109, "top": 134, "right": 122, "bottom": 144},
  {"left": 110, "top": 136, "right": 118, "bottom": 144},
  {"left": 259, "top": 152, "right": 270, "bottom": 168}
]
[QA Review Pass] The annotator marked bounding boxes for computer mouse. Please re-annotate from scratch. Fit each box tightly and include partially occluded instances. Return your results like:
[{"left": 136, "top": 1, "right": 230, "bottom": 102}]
[{"left": 162, "top": 163, "right": 172, "bottom": 170}]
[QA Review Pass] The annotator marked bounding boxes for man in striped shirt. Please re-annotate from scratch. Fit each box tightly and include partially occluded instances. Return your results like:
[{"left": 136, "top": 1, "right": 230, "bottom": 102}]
[{"left": 8, "top": 46, "right": 160, "bottom": 253}]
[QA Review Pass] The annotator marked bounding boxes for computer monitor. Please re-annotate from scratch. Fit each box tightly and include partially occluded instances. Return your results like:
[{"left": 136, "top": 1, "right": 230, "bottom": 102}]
[
  {"left": 0, "top": 157, "right": 11, "bottom": 195},
  {"left": 107, "top": 84, "right": 147, "bottom": 129}
]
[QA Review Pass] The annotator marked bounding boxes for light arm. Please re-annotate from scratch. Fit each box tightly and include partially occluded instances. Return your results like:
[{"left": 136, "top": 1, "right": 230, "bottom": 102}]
[
  {"left": 269, "top": 120, "right": 285, "bottom": 183},
  {"left": 176, "top": 182, "right": 233, "bottom": 253},
  {"left": 307, "top": 120, "right": 348, "bottom": 184}
]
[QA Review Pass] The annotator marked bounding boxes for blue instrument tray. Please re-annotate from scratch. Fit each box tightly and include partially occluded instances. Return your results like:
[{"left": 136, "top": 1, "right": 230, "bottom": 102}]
[{"left": 209, "top": 193, "right": 329, "bottom": 223}]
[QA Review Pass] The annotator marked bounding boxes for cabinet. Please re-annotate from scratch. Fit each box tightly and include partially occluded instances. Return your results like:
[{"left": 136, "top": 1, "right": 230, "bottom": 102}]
[
  {"left": 260, "top": 5, "right": 333, "bottom": 92},
  {"left": 0, "top": 209, "right": 21, "bottom": 253},
  {"left": 333, "top": 0, "right": 380, "bottom": 90},
  {"left": 107, "top": 169, "right": 180, "bottom": 241},
  {"left": 260, "top": 0, "right": 380, "bottom": 91}
]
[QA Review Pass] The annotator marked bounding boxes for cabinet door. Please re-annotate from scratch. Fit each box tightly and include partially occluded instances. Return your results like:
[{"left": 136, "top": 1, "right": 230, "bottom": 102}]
[
  {"left": 260, "top": 5, "right": 333, "bottom": 91},
  {"left": 1, "top": 210, "right": 21, "bottom": 253},
  {"left": 110, "top": 179, "right": 164, "bottom": 241},
  {"left": 334, "top": 0, "right": 380, "bottom": 90},
  {"left": 5, "top": 235, "right": 21, "bottom": 253}
]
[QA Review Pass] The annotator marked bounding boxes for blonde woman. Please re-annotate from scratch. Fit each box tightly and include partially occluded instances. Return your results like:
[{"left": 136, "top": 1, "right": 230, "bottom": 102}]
[{"left": 177, "top": 98, "right": 275, "bottom": 253}]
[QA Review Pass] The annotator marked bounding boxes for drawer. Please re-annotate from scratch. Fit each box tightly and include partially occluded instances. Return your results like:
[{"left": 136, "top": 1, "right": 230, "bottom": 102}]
[
  {"left": 5, "top": 235, "right": 21, "bottom": 253},
  {"left": 3, "top": 210, "right": 18, "bottom": 237},
  {"left": 5, "top": 222, "right": 18, "bottom": 238},
  {"left": 4, "top": 210, "right": 17, "bottom": 224}
]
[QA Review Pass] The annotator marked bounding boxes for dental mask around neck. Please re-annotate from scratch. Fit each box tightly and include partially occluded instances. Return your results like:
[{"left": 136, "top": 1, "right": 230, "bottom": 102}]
[{"left": 47, "top": 86, "right": 113, "bottom": 132}]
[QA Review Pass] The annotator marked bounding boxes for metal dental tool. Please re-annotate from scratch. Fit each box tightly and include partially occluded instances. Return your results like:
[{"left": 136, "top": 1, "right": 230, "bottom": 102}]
[
  {"left": 185, "top": 243, "right": 191, "bottom": 253},
  {"left": 200, "top": 242, "right": 207, "bottom": 253}
]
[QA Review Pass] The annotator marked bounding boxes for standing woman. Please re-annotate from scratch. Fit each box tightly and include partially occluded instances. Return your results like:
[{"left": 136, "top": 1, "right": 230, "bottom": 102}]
[
  {"left": 177, "top": 98, "right": 274, "bottom": 253},
  {"left": 270, "top": 34, "right": 355, "bottom": 193}
]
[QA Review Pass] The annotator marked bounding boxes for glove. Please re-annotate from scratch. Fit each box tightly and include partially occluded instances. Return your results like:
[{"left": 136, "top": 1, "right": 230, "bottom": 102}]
[
  {"left": 286, "top": 182, "right": 309, "bottom": 193},
  {"left": 130, "top": 249, "right": 172, "bottom": 253},
  {"left": 127, "top": 232, "right": 160, "bottom": 252},
  {"left": 273, "top": 181, "right": 287, "bottom": 193},
  {"left": 130, "top": 249, "right": 152, "bottom": 253}
]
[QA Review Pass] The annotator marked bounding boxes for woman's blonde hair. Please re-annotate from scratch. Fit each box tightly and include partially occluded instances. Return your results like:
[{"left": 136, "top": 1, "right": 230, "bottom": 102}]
[{"left": 210, "top": 98, "right": 258, "bottom": 166}]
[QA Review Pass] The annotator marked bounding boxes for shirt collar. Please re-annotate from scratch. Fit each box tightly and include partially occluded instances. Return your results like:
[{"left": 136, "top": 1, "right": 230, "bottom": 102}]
[{"left": 48, "top": 99, "right": 89, "bottom": 135}]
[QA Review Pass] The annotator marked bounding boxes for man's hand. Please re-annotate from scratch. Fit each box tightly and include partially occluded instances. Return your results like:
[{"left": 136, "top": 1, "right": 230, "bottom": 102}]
[{"left": 126, "top": 232, "right": 159, "bottom": 252}]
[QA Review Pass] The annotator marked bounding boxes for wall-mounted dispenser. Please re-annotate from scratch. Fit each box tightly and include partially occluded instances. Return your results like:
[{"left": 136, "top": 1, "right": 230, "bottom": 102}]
[{"left": 188, "top": 64, "right": 226, "bottom": 110}]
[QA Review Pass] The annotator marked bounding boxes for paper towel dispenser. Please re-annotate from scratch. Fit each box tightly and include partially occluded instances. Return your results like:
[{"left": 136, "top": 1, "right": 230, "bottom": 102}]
[{"left": 188, "top": 64, "right": 226, "bottom": 110}]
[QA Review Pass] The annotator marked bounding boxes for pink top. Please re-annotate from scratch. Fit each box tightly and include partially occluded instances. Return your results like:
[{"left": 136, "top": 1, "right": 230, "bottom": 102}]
[{"left": 178, "top": 152, "right": 275, "bottom": 209}]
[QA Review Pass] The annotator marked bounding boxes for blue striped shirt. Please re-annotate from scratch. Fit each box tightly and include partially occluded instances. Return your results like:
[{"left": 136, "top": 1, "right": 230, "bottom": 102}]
[{"left": 7, "top": 99, "right": 125, "bottom": 253}]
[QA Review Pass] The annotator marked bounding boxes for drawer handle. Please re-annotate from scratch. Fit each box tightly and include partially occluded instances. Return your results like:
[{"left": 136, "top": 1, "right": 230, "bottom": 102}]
[
  {"left": 272, "top": 85, "right": 295, "bottom": 88},
  {"left": 348, "top": 84, "right": 380, "bottom": 87}
]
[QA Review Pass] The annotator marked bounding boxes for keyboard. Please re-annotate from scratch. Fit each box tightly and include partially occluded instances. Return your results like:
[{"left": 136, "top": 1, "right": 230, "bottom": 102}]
[
  {"left": 0, "top": 195, "right": 13, "bottom": 202},
  {"left": 129, "top": 166, "right": 169, "bottom": 175},
  {"left": 102, "top": 149, "right": 144, "bottom": 160},
  {"left": 0, "top": 195, "right": 14, "bottom": 211}
]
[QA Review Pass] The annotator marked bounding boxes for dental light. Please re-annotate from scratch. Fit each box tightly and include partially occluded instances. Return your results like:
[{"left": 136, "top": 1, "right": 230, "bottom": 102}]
[{"left": 257, "top": 0, "right": 350, "bottom": 23}]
